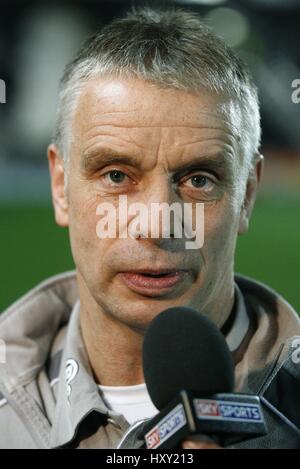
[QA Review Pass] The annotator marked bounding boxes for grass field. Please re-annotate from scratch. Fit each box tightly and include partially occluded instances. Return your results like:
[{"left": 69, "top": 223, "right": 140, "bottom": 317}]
[{"left": 0, "top": 195, "right": 299, "bottom": 313}]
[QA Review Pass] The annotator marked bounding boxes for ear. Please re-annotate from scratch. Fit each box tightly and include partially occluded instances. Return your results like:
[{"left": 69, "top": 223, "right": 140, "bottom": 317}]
[
  {"left": 47, "top": 144, "right": 69, "bottom": 227},
  {"left": 238, "top": 154, "right": 264, "bottom": 235}
]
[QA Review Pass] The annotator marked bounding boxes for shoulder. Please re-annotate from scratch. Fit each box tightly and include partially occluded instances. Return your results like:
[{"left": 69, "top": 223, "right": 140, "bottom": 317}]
[
  {"left": 0, "top": 270, "right": 78, "bottom": 383},
  {"left": 235, "top": 273, "right": 300, "bottom": 334},
  {"left": 0, "top": 271, "right": 78, "bottom": 448},
  {"left": 0, "top": 270, "right": 77, "bottom": 324},
  {"left": 0, "top": 270, "right": 77, "bottom": 385},
  {"left": 234, "top": 275, "right": 300, "bottom": 443}
]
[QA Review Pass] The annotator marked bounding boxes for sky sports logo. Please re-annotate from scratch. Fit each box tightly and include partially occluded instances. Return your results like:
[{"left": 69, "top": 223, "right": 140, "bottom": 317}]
[
  {"left": 145, "top": 404, "right": 187, "bottom": 449},
  {"left": 194, "top": 399, "right": 263, "bottom": 423}
]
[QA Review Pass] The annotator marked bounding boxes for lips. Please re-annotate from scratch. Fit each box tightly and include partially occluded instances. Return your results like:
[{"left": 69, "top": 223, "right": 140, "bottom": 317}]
[{"left": 118, "top": 270, "right": 188, "bottom": 296}]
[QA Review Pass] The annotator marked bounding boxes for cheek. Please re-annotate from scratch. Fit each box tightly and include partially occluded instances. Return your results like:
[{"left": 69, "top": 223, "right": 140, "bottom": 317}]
[
  {"left": 203, "top": 200, "right": 239, "bottom": 260},
  {"left": 67, "top": 189, "right": 110, "bottom": 274},
  {"left": 69, "top": 192, "right": 96, "bottom": 238}
]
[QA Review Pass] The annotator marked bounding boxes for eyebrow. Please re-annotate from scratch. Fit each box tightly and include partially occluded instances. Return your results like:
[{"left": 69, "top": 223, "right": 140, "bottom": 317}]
[
  {"left": 81, "top": 146, "right": 233, "bottom": 178},
  {"left": 81, "top": 147, "right": 143, "bottom": 172}
]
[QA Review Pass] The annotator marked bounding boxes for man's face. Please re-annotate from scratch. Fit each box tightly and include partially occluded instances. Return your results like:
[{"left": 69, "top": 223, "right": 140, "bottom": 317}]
[{"left": 49, "top": 77, "right": 255, "bottom": 330}]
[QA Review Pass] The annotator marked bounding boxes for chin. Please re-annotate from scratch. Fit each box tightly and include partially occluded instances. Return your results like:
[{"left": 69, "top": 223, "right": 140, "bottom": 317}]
[{"left": 113, "top": 298, "right": 188, "bottom": 331}]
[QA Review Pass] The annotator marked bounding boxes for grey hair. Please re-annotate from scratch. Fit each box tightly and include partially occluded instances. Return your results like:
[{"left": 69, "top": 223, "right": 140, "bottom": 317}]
[{"left": 53, "top": 7, "right": 261, "bottom": 178}]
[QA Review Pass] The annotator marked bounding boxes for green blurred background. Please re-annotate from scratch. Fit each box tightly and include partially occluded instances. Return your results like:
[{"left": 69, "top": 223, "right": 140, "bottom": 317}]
[
  {"left": 1, "top": 193, "right": 299, "bottom": 313},
  {"left": 0, "top": 0, "right": 299, "bottom": 314}
]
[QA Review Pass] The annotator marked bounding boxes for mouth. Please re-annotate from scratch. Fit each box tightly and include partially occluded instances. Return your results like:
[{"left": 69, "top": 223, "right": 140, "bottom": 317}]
[{"left": 118, "top": 269, "right": 189, "bottom": 297}]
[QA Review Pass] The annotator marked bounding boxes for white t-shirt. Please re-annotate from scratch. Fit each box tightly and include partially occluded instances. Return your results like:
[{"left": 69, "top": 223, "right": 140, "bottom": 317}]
[{"left": 98, "top": 383, "right": 159, "bottom": 425}]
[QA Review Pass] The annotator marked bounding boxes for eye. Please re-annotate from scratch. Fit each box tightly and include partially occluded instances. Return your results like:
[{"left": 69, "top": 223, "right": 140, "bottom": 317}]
[
  {"left": 97, "top": 167, "right": 138, "bottom": 192},
  {"left": 103, "top": 170, "right": 129, "bottom": 185},
  {"left": 184, "top": 174, "right": 215, "bottom": 190},
  {"left": 189, "top": 175, "right": 209, "bottom": 188}
]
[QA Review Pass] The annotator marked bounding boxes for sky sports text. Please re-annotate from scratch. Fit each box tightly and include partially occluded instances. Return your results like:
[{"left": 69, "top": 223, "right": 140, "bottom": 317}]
[
  {"left": 145, "top": 404, "right": 187, "bottom": 449},
  {"left": 0, "top": 79, "right": 5, "bottom": 103},
  {"left": 95, "top": 196, "right": 204, "bottom": 250},
  {"left": 291, "top": 79, "right": 300, "bottom": 103},
  {"left": 195, "top": 399, "right": 262, "bottom": 422}
]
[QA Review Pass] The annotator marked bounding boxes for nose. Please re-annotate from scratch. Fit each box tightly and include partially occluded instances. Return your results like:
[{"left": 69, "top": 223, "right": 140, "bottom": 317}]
[{"left": 127, "top": 177, "right": 185, "bottom": 248}]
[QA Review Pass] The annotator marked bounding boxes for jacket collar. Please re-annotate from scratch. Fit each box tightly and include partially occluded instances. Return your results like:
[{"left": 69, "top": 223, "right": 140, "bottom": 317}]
[{"left": 49, "top": 301, "right": 128, "bottom": 448}]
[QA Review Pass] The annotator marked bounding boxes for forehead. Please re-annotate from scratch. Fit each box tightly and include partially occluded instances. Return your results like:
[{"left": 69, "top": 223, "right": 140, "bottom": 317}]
[{"left": 72, "top": 76, "right": 241, "bottom": 144}]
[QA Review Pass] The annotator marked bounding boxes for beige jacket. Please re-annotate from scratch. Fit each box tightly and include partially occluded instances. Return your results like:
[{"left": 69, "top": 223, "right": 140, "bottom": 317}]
[{"left": 0, "top": 271, "right": 299, "bottom": 448}]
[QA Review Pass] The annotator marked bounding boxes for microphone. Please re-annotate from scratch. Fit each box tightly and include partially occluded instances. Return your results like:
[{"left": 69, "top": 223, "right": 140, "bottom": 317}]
[{"left": 138, "top": 307, "right": 267, "bottom": 449}]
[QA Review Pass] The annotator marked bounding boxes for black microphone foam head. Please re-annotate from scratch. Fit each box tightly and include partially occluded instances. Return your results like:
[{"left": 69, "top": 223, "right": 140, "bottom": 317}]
[{"left": 142, "top": 306, "right": 235, "bottom": 410}]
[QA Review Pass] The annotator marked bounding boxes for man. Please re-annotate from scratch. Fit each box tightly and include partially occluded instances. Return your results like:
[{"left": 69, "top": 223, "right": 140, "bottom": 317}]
[{"left": 0, "top": 8, "right": 299, "bottom": 449}]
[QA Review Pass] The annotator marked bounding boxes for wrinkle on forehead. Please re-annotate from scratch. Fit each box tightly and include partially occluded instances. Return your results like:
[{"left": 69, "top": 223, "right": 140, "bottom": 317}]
[
  {"left": 71, "top": 77, "right": 242, "bottom": 165},
  {"left": 74, "top": 77, "right": 240, "bottom": 129}
]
